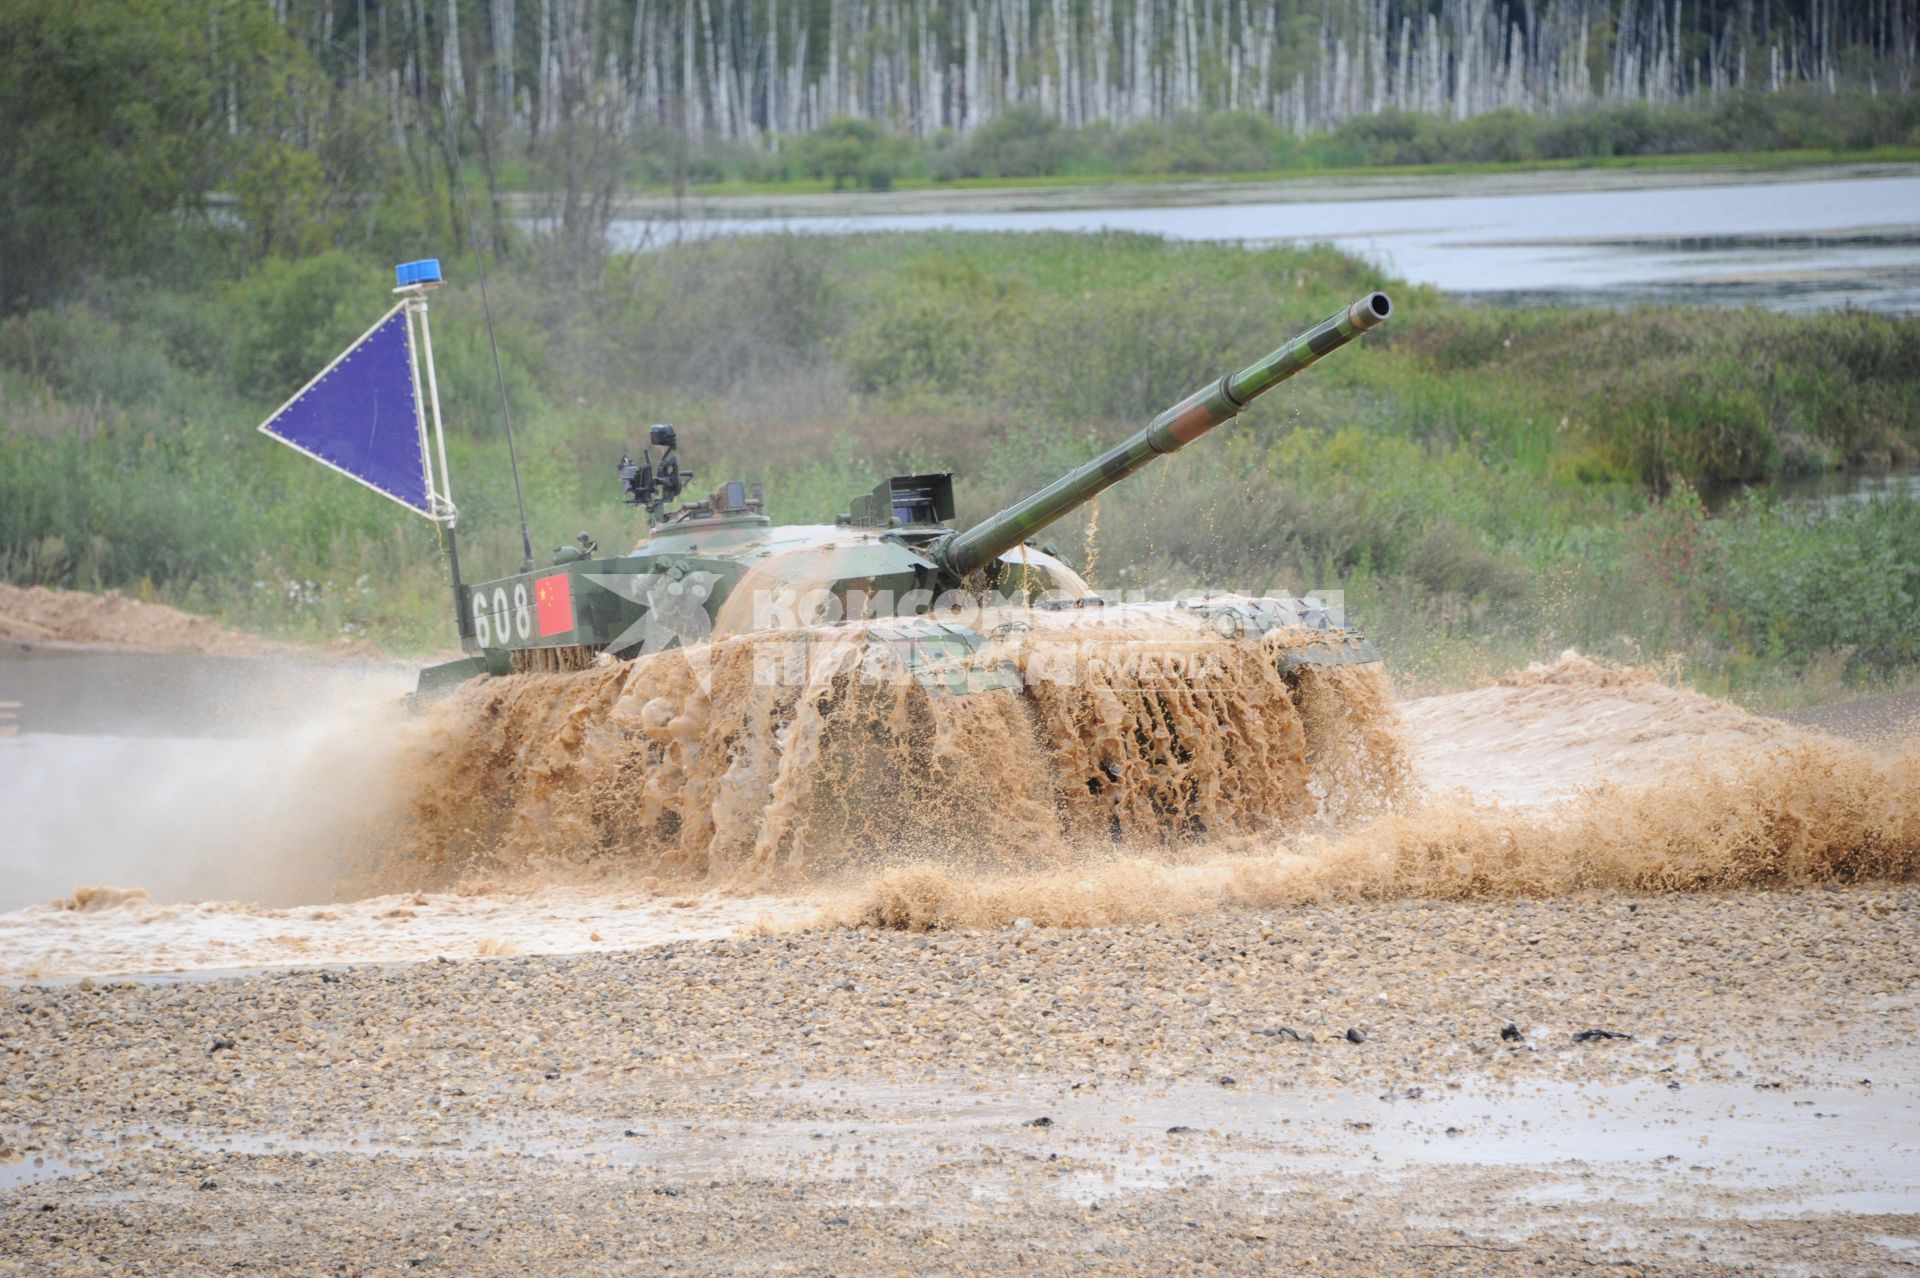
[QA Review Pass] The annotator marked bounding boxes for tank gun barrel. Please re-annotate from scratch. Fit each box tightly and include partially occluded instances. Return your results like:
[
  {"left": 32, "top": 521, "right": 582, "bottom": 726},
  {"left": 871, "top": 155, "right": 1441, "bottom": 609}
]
[{"left": 935, "top": 291, "right": 1392, "bottom": 582}]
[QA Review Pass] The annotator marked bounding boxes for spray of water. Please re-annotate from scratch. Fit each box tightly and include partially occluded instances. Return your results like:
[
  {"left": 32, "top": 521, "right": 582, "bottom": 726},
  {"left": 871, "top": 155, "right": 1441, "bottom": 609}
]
[
  {"left": 839, "top": 736, "right": 1920, "bottom": 930},
  {"left": 16, "top": 639, "right": 1917, "bottom": 982},
  {"left": 1, "top": 684, "right": 422, "bottom": 912},
  {"left": 376, "top": 611, "right": 1408, "bottom": 892}
]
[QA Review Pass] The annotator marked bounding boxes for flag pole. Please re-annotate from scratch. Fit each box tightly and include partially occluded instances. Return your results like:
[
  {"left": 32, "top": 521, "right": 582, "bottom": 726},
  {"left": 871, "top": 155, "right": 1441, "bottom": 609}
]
[
  {"left": 396, "top": 259, "right": 477, "bottom": 650},
  {"left": 416, "top": 301, "right": 455, "bottom": 522}
]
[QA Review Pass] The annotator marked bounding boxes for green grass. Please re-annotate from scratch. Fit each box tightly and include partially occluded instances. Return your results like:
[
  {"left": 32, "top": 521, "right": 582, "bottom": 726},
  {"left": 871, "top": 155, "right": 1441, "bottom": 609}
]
[{"left": 3, "top": 231, "right": 1917, "bottom": 703}]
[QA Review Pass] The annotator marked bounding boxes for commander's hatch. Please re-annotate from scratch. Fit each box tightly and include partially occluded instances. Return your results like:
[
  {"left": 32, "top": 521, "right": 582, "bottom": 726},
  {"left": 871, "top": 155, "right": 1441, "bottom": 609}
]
[{"left": 842, "top": 473, "right": 955, "bottom": 529}]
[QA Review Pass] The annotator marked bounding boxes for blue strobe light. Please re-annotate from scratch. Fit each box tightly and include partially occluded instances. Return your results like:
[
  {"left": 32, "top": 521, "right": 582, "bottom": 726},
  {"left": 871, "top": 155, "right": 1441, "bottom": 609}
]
[{"left": 395, "top": 259, "right": 443, "bottom": 287}]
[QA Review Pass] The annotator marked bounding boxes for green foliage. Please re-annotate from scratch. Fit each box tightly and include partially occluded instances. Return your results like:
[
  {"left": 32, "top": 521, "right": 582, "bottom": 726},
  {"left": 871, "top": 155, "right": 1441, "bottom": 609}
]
[
  {"left": 1396, "top": 306, "right": 1920, "bottom": 491},
  {"left": 1102, "top": 112, "right": 1300, "bottom": 175},
  {"left": 647, "top": 88, "right": 1920, "bottom": 191},
  {"left": 0, "top": 303, "right": 207, "bottom": 415},
  {"left": 1710, "top": 497, "right": 1920, "bottom": 670},
  {"left": 595, "top": 234, "right": 844, "bottom": 397},
  {"left": 422, "top": 310, "right": 548, "bottom": 440},
  {"left": 3, "top": 231, "right": 1917, "bottom": 697},
  {"left": 0, "top": 0, "right": 235, "bottom": 310},
  {"left": 798, "top": 118, "right": 901, "bottom": 191},
  {"left": 931, "top": 107, "right": 1081, "bottom": 179},
  {"left": 221, "top": 252, "right": 396, "bottom": 399},
  {"left": 233, "top": 141, "right": 336, "bottom": 260},
  {"left": 0, "top": 0, "right": 472, "bottom": 314},
  {"left": 838, "top": 234, "right": 1388, "bottom": 420}
]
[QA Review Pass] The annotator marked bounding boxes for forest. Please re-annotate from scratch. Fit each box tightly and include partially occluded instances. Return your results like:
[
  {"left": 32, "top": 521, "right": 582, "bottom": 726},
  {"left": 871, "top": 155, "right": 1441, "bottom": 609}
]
[
  {"left": 185, "top": 0, "right": 1920, "bottom": 142},
  {"left": 4, "top": 0, "right": 1919, "bottom": 312}
]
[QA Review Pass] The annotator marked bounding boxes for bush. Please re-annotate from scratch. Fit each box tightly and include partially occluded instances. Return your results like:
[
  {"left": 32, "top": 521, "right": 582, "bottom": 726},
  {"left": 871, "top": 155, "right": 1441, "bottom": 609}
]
[
  {"left": 221, "top": 252, "right": 395, "bottom": 400},
  {"left": 600, "top": 234, "right": 843, "bottom": 397},
  {"left": 1710, "top": 497, "right": 1920, "bottom": 670},
  {"left": 5, "top": 229, "right": 1918, "bottom": 692},
  {"left": 798, "top": 118, "right": 902, "bottom": 191},
  {"left": 1402, "top": 306, "right": 1920, "bottom": 490},
  {"left": 0, "top": 305, "right": 197, "bottom": 414},
  {"left": 936, "top": 107, "right": 1086, "bottom": 179}
]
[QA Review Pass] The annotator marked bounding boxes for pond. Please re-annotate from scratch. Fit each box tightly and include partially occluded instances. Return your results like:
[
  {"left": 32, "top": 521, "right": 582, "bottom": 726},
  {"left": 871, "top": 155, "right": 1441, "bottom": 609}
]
[
  {"left": 608, "top": 168, "right": 1920, "bottom": 314},
  {"left": 1711, "top": 465, "right": 1920, "bottom": 516}
]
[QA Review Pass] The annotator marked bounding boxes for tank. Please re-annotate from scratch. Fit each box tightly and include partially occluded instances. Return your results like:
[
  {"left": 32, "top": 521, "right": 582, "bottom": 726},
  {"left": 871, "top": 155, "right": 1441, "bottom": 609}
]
[
  {"left": 415, "top": 291, "right": 1394, "bottom": 697},
  {"left": 386, "top": 292, "right": 1402, "bottom": 866}
]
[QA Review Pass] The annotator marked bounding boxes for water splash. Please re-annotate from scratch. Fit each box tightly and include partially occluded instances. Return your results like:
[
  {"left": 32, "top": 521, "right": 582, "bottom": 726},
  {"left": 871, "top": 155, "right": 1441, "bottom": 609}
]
[{"left": 380, "top": 610, "right": 1407, "bottom": 891}]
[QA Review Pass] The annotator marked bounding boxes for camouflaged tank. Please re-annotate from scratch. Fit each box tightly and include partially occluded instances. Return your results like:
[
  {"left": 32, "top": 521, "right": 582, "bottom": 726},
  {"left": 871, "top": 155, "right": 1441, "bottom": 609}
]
[{"left": 414, "top": 291, "right": 1394, "bottom": 697}]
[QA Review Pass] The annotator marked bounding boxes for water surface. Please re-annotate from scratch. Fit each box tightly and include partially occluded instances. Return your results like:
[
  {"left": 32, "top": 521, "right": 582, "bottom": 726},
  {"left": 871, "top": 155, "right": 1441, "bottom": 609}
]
[{"left": 612, "top": 172, "right": 1920, "bottom": 313}]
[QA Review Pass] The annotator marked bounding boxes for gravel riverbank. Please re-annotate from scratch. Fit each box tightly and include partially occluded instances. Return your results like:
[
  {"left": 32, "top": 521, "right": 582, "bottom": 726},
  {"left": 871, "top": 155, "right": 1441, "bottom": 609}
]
[{"left": 5, "top": 886, "right": 1915, "bottom": 1275}]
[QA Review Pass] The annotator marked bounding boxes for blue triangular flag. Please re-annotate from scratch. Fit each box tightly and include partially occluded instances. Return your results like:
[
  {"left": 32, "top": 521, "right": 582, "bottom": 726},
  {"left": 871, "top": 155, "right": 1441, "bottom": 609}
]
[{"left": 258, "top": 303, "right": 435, "bottom": 517}]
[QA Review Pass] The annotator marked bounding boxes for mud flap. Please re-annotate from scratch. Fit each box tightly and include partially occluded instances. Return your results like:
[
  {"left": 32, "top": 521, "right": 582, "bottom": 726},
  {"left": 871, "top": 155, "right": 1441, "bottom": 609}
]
[{"left": 410, "top": 654, "right": 490, "bottom": 705}]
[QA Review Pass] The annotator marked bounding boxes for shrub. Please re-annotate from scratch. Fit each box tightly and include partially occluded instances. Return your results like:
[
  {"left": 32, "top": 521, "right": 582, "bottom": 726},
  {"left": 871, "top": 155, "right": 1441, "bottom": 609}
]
[
  {"left": 798, "top": 117, "right": 899, "bottom": 191},
  {"left": 1710, "top": 497, "right": 1920, "bottom": 671},
  {"left": 939, "top": 107, "right": 1085, "bottom": 179},
  {"left": 221, "top": 252, "right": 394, "bottom": 400},
  {"left": 5, "top": 230, "right": 1917, "bottom": 693}
]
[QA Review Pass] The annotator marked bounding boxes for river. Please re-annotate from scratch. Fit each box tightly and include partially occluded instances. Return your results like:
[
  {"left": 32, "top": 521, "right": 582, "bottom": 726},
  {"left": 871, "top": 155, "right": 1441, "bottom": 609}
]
[{"left": 605, "top": 165, "right": 1920, "bottom": 313}]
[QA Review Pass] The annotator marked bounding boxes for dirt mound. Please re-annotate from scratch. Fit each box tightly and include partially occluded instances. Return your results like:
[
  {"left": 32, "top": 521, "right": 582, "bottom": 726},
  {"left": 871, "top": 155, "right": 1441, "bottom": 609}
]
[
  {"left": 0, "top": 583, "right": 298, "bottom": 656},
  {"left": 1399, "top": 650, "right": 1804, "bottom": 805}
]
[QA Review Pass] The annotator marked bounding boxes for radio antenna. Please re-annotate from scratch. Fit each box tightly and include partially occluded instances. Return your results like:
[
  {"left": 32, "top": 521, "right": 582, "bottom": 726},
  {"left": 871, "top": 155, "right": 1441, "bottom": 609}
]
[{"left": 444, "top": 91, "right": 535, "bottom": 575}]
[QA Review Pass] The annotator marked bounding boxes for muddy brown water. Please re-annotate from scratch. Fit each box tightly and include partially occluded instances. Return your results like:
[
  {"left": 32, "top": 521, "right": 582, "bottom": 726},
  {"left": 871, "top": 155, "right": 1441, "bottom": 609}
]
[
  {"left": 382, "top": 614, "right": 1407, "bottom": 890},
  {"left": 7, "top": 648, "right": 1912, "bottom": 974},
  {"left": 81, "top": 1068, "right": 1920, "bottom": 1218}
]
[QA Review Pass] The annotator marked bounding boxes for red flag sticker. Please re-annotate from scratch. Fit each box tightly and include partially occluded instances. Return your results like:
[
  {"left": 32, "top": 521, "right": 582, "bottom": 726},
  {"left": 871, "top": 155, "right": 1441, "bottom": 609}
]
[{"left": 536, "top": 574, "right": 574, "bottom": 636}]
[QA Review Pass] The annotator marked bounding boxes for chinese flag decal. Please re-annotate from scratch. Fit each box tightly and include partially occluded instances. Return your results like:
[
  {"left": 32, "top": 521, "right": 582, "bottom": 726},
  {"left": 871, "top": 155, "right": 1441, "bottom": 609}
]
[{"left": 536, "top": 574, "right": 574, "bottom": 637}]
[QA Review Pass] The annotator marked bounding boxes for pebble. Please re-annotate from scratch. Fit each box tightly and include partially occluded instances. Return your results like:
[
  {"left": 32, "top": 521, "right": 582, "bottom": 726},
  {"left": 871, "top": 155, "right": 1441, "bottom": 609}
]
[
  {"left": 1571, "top": 1029, "right": 1633, "bottom": 1043},
  {"left": 1, "top": 885, "right": 1910, "bottom": 1275},
  {"left": 1258, "top": 1026, "right": 1314, "bottom": 1043}
]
